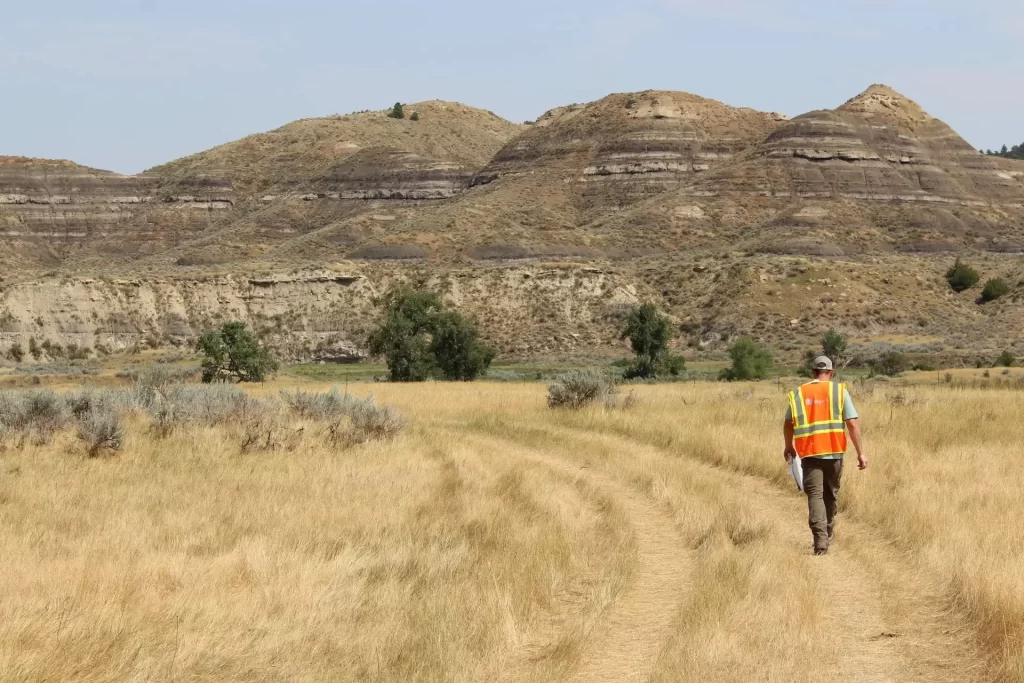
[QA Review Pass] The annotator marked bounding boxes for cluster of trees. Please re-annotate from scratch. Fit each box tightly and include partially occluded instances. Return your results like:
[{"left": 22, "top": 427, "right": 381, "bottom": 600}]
[
  {"left": 196, "top": 289, "right": 496, "bottom": 384},
  {"left": 982, "top": 143, "right": 1024, "bottom": 160},
  {"left": 945, "top": 259, "right": 1012, "bottom": 302},
  {"left": 367, "top": 288, "right": 495, "bottom": 381}
]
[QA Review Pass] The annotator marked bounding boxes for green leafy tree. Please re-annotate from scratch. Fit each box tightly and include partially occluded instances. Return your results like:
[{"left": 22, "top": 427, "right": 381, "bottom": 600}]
[
  {"left": 430, "top": 309, "right": 497, "bottom": 381},
  {"left": 388, "top": 102, "right": 405, "bottom": 119},
  {"left": 821, "top": 328, "right": 848, "bottom": 367},
  {"left": 946, "top": 259, "right": 980, "bottom": 292},
  {"left": 367, "top": 288, "right": 496, "bottom": 382},
  {"left": 997, "top": 350, "right": 1016, "bottom": 367},
  {"left": 620, "top": 303, "right": 684, "bottom": 379},
  {"left": 720, "top": 337, "right": 774, "bottom": 381},
  {"left": 871, "top": 350, "right": 908, "bottom": 377},
  {"left": 981, "top": 277, "right": 1010, "bottom": 302},
  {"left": 197, "top": 322, "right": 278, "bottom": 383}
]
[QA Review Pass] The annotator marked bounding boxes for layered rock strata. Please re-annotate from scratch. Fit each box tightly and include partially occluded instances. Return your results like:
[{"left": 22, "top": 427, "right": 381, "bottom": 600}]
[
  {"left": 685, "top": 85, "right": 1024, "bottom": 206},
  {"left": 311, "top": 148, "right": 474, "bottom": 200},
  {"left": 474, "top": 91, "right": 787, "bottom": 209}
]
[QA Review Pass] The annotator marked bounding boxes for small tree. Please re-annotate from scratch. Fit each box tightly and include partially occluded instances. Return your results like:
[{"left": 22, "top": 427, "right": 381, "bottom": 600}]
[
  {"left": 388, "top": 102, "right": 405, "bottom": 119},
  {"left": 197, "top": 322, "right": 278, "bottom": 383},
  {"left": 720, "top": 337, "right": 773, "bottom": 381},
  {"left": 409, "top": 111, "right": 420, "bottom": 121},
  {"left": 620, "top": 303, "right": 684, "bottom": 379},
  {"left": 6, "top": 343, "right": 24, "bottom": 363},
  {"left": 981, "top": 278, "right": 1010, "bottom": 302},
  {"left": 430, "top": 309, "right": 496, "bottom": 381},
  {"left": 821, "top": 328, "right": 848, "bottom": 368},
  {"left": 997, "top": 350, "right": 1016, "bottom": 367},
  {"left": 946, "top": 259, "right": 980, "bottom": 293},
  {"left": 367, "top": 287, "right": 496, "bottom": 382}
]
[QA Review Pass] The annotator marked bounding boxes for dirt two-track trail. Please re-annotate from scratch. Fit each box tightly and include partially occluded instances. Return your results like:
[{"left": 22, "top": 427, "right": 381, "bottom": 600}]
[{"left": 471, "top": 425, "right": 992, "bottom": 683}]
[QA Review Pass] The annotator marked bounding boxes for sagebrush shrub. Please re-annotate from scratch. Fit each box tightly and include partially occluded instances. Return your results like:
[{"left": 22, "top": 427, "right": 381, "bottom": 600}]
[
  {"left": 547, "top": 370, "right": 618, "bottom": 409},
  {"left": 281, "top": 388, "right": 406, "bottom": 447},
  {"left": 0, "top": 384, "right": 405, "bottom": 453},
  {"left": 77, "top": 409, "right": 124, "bottom": 457}
]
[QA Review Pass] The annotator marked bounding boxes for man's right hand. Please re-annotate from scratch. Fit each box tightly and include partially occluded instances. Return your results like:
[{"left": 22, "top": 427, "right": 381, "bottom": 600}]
[{"left": 857, "top": 453, "right": 869, "bottom": 470}]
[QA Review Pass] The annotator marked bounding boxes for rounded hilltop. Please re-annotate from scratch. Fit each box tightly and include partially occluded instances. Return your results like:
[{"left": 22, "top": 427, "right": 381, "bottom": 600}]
[
  {"left": 145, "top": 100, "right": 523, "bottom": 196},
  {"left": 838, "top": 84, "right": 934, "bottom": 127}
]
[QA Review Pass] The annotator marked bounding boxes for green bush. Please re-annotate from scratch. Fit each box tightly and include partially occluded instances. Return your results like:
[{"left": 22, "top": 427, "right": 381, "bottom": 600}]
[
  {"left": 871, "top": 350, "right": 908, "bottom": 377},
  {"left": 720, "top": 337, "right": 773, "bottom": 381},
  {"left": 620, "top": 303, "right": 684, "bottom": 379},
  {"left": 997, "top": 350, "right": 1016, "bottom": 367},
  {"left": 367, "top": 288, "right": 496, "bottom": 382},
  {"left": 409, "top": 111, "right": 420, "bottom": 121},
  {"left": 388, "top": 102, "right": 405, "bottom": 119},
  {"left": 6, "top": 343, "right": 23, "bottom": 363},
  {"left": 981, "top": 278, "right": 1010, "bottom": 302},
  {"left": 946, "top": 259, "right": 980, "bottom": 292},
  {"left": 821, "top": 328, "right": 848, "bottom": 367},
  {"left": 197, "top": 322, "right": 279, "bottom": 383}
]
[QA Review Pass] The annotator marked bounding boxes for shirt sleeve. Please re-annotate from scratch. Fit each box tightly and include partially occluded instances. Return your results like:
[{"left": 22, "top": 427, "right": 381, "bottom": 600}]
[
  {"left": 784, "top": 404, "right": 792, "bottom": 422},
  {"left": 843, "top": 389, "right": 858, "bottom": 420}
]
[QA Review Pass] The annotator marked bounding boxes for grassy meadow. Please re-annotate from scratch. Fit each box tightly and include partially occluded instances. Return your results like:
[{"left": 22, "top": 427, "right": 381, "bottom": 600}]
[{"left": 1, "top": 375, "right": 1023, "bottom": 681}]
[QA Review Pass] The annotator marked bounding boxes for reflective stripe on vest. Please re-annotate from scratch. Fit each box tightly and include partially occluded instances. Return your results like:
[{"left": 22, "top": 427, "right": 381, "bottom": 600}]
[{"left": 788, "top": 381, "right": 848, "bottom": 458}]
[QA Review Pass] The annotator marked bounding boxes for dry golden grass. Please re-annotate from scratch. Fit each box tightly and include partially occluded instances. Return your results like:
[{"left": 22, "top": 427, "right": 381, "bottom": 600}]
[{"left": 1, "top": 379, "right": 1022, "bottom": 681}]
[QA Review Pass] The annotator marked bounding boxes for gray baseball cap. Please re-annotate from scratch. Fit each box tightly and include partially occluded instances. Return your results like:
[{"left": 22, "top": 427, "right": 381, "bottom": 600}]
[{"left": 811, "top": 356, "right": 834, "bottom": 371}]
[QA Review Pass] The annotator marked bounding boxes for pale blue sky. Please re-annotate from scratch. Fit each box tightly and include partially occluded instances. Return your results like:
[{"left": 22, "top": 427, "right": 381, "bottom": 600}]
[{"left": 1, "top": 0, "right": 1020, "bottom": 174}]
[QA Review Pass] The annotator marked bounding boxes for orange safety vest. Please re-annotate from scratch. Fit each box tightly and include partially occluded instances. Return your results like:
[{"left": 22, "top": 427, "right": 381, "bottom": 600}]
[{"left": 787, "top": 381, "right": 848, "bottom": 458}]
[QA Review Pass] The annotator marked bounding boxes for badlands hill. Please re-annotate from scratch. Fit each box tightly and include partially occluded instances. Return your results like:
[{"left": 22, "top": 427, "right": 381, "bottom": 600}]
[{"left": 0, "top": 86, "right": 1022, "bottom": 365}]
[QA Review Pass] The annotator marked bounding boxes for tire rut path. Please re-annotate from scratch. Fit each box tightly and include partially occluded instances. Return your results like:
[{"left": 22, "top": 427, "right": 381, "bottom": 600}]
[
  {"left": 578, "top": 426, "right": 993, "bottom": 683},
  {"left": 468, "top": 433, "right": 692, "bottom": 683}
]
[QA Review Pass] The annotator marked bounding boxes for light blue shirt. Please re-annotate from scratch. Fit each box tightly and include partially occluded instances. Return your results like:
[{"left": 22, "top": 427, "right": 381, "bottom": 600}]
[{"left": 785, "top": 381, "right": 858, "bottom": 460}]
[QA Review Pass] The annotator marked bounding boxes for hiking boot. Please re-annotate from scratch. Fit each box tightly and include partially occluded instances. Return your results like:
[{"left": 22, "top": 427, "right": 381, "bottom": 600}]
[{"left": 813, "top": 547, "right": 829, "bottom": 556}]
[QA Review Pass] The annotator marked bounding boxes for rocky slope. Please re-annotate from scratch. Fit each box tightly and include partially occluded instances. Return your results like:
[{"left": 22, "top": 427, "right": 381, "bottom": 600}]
[
  {"left": 147, "top": 100, "right": 523, "bottom": 197},
  {"left": 2, "top": 85, "right": 1022, "bottom": 365},
  {"left": 0, "top": 156, "right": 232, "bottom": 269}
]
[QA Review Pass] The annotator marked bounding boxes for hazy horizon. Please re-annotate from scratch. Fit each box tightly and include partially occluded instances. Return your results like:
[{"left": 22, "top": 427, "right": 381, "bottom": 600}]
[{"left": 2, "top": 0, "right": 1021, "bottom": 174}]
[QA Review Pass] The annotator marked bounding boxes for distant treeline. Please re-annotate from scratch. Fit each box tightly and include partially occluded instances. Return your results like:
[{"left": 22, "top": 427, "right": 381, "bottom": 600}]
[{"left": 982, "top": 143, "right": 1024, "bottom": 160}]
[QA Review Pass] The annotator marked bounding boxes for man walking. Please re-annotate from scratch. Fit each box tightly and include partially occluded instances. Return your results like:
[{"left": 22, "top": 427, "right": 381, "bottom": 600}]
[{"left": 783, "top": 356, "right": 867, "bottom": 555}]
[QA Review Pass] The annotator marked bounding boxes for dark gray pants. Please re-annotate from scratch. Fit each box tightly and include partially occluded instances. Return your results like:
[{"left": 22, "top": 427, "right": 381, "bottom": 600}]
[{"left": 802, "top": 458, "right": 843, "bottom": 551}]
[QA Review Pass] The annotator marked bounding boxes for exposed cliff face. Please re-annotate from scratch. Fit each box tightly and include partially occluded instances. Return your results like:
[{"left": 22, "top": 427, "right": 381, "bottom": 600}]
[
  {"left": 0, "top": 158, "right": 139, "bottom": 251},
  {"left": 310, "top": 148, "right": 475, "bottom": 200},
  {"left": 1, "top": 255, "right": 1021, "bottom": 366},
  {"left": 0, "top": 266, "right": 643, "bottom": 362},
  {"left": 704, "top": 85, "right": 1024, "bottom": 205},
  {"left": 474, "top": 91, "right": 786, "bottom": 211},
  {"left": 0, "top": 157, "right": 233, "bottom": 268}
]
